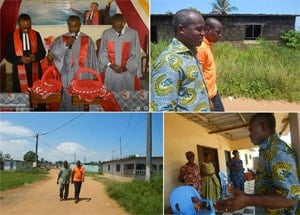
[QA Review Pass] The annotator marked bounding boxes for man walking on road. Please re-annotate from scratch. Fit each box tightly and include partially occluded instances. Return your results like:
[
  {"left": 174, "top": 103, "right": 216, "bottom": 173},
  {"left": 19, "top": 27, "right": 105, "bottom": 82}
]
[
  {"left": 57, "top": 160, "right": 72, "bottom": 201},
  {"left": 71, "top": 160, "right": 85, "bottom": 203}
]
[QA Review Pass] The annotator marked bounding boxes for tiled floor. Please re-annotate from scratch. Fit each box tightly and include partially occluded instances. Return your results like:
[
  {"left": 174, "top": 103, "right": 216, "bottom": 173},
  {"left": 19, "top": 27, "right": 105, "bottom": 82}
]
[{"left": 216, "top": 180, "right": 255, "bottom": 215}]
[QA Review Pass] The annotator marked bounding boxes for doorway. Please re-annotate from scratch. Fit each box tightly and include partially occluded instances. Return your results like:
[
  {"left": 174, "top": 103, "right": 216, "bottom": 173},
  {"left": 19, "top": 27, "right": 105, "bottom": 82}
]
[
  {"left": 224, "top": 150, "right": 231, "bottom": 177},
  {"left": 196, "top": 145, "right": 219, "bottom": 174}
]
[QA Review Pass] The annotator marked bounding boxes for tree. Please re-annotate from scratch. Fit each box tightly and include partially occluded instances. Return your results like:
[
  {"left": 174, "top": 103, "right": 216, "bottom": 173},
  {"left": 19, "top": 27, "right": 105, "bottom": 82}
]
[
  {"left": 188, "top": 7, "right": 201, "bottom": 14},
  {"left": 0, "top": 151, "right": 3, "bottom": 161},
  {"left": 4, "top": 154, "right": 11, "bottom": 160},
  {"left": 23, "top": 151, "right": 37, "bottom": 162},
  {"left": 211, "top": 0, "right": 237, "bottom": 15}
]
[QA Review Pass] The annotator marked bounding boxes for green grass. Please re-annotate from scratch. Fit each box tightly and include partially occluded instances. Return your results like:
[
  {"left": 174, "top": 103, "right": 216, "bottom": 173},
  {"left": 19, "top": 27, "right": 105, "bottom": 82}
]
[
  {"left": 151, "top": 39, "right": 300, "bottom": 102},
  {"left": 94, "top": 173, "right": 163, "bottom": 215},
  {"left": 0, "top": 169, "right": 49, "bottom": 191},
  {"left": 84, "top": 171, "right": 101, "bottom": 177}
]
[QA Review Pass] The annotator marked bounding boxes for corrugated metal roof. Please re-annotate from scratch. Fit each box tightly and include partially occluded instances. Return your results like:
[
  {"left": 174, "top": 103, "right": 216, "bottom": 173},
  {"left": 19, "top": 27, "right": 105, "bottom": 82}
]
[{"left": 179, "top": 113, "right": 289, "bottom": 140}]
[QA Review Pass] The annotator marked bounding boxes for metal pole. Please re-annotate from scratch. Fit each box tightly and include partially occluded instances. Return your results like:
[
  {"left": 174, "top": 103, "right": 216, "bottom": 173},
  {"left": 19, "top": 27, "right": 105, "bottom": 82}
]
[
  {"left": 120, "top": 138, "right": 122, "bottom": 176},
  {"left": 35, "top": 134, "right": 38, "bottom": 173},
  {"left": 120, "top": 138, "right": 122, "bottom": 159},
  {"left": 146, "top": 113, "right": 152, "bottom": 181}
]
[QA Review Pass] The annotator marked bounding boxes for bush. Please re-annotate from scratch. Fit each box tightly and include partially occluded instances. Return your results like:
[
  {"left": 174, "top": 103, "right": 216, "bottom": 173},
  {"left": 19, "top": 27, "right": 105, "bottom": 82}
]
[
  {"left": 280, "top": 30, "right": 300, "bottom": 49},
  {"left": 95, "top": 175, "right": 163, "bottom": 215}
]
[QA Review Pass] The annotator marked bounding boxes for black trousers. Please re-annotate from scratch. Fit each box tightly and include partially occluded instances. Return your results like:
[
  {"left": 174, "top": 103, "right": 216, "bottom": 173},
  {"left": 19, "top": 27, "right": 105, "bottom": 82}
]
[
  {"left": 59, "top": 183, "right": 70, "bottom": 199},
  {"left": 74, "top": 181, "right": 82, "bottom": 200}
]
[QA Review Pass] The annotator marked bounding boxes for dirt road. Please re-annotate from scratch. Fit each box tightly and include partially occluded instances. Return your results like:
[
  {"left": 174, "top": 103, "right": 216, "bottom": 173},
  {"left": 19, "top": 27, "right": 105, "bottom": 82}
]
[
  {"left": 0, "top": 169, "right": 129, "bottom": 215},
  {"left": 222, "top": 97, "right": 300, "bottom": 111}
]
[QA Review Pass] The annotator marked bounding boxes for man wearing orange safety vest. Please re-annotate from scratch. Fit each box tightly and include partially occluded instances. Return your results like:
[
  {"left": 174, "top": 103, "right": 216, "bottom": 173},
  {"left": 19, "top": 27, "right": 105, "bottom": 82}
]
[
  {"left": 5, "top": 13, "right": 46, "bottom": 93},
  {"left": 98, "top": 13, "right": 142, "bottom": 91}
]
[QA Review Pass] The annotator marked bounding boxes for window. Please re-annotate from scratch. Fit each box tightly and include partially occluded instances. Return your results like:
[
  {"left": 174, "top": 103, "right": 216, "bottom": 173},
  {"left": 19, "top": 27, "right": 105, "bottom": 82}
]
[
  {"left": 151, "top": 25, "right": 157, "bottom": 43},
  {"left": 136, "top": 164, "right": 146, "bottom": 170},
  {"left": 108, "top": 165, "right": 110, "bottom": 171},
  {"left": 245, "top": 25, "right": 262, "bottom": 39},
  {"left": 116, "top": 164, "right": 120, "bottom": 172}
]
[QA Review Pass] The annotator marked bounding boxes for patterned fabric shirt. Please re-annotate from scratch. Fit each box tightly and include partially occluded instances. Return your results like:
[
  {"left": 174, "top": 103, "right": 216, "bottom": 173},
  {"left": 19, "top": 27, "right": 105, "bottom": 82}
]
[
  {"left": 179, "top": 163, "right": 202, "bottom": 194},
  {"left": 58, "top": 167, "right": 72, "bottom": 184},
  {"left": 151, "top": 38, "right": 210, "bottom": 112},
  {"left": 228, "top": 158, "right": 244, "bottom": 180},
  {"left": 255, "top": 134, "right": 300, "bottom": 214}
]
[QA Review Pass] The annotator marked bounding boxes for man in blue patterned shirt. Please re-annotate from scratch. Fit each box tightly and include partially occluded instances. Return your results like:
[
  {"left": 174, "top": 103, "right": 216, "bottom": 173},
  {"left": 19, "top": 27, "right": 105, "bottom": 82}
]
[
  {"left": 216, "top": 113, "right": 300, "bottom": 214},
  {"left": 151, "top": 9, "right": 211, "bottom": 112}
]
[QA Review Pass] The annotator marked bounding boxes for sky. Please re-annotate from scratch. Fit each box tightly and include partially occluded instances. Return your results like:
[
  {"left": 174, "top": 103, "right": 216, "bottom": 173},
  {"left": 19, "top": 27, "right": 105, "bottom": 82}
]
[
  {"left": 151, "top": 0, "right": 300, "bottom": 31},
  {"left": 0, "top": 113, "right": 163, "bottom": 163}
]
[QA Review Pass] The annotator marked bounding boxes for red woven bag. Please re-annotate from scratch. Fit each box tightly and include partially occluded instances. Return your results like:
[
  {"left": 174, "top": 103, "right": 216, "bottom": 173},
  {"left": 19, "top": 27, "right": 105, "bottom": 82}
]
[
  {"left": 67, "top": 68, "right": 108, "bottom": 102},
  {"left": 29, "top": 65, "right": 62, "bottom": 99}
]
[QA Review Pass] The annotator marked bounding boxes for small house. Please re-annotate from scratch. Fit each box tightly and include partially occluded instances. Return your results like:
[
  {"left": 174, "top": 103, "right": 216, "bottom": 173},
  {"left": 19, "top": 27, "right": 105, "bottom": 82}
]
[
  {"left": 3, "top": 160, "right": 33, "bottom": 171},
  {"left": 101, "top": 156, "right": 163, "bottom": 180}
]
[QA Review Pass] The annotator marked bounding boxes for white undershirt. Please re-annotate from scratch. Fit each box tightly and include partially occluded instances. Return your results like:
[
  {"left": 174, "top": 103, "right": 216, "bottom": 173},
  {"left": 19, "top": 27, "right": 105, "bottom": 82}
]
[{"left": 22, "top": 33, "right": 30, "bottom": 51}]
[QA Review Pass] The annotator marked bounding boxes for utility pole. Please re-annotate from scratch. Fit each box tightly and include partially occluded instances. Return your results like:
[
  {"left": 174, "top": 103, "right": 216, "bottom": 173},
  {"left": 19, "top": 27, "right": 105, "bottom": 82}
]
[
  {"left": 112, "top": 150, "right": 115, "bottom": 160},
  {"left": 145, "top": 113, "right": 152, "bottom": 181},
  {"left": 35, "top": 134, "right": 39, "bottom": 173},
  {"left": 120, "top": 138, "right": 122, "bottom": 159}
]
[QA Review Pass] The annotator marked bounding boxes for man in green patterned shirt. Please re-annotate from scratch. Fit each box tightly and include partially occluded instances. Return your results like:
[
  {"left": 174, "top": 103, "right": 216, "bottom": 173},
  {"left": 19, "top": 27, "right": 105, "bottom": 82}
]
[
  {"left": 57, "top": 160, "right": 72, "bottom": 201},
  {"left": 151, "top": 9, "right": 211, "bottom": 112},
  {"left": 216, "top": 113, "right": 300, "bottom": 214}
]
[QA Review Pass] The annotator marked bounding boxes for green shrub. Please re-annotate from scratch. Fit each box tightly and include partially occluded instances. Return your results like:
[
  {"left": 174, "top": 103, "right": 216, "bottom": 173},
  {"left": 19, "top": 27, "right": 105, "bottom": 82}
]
[
  {"left": 95, "top": 175, "right": 163, "bottom": 215},
  {"left": 280, "top": 30, "right": 300, "bottom": 49}
]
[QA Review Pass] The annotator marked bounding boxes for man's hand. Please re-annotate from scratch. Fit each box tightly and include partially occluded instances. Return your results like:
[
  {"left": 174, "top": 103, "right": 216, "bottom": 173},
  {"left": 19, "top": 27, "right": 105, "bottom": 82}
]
[
  {"left": 29, "top": 54, "right": 36, "bottom": 62},
  {"left": 66, "top": 36, "right": 76, "bottom": 48},
  {"left": 47, "top": 53, "right": 54, "bottom": 65},
  {"left": 215, "top": 185, "right": 248, "bottom": 212},
  {"left": 110, "top": 64, "right": 124, "bottom": 73},
  {"left": 119, "top": 66, "right": 127, "bottom": 73},
  {"left": 21, "top": 56, "right": 30, "bottom": 64}
]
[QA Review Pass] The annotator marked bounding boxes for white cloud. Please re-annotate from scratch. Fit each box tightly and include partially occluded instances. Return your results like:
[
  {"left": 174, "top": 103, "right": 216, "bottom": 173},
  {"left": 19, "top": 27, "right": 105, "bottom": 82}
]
[
  {"left": 38, "top": 143, "right": 110, "bottom": 163},
  {"left": 56, "top": 142, "right": 86, "bottom": 154},
  {"left": 0, "top": 120, "right": 115, "bottom": 163},
  {"left": 0, "top": 120, "right": 35, "bottom": 160},
  {"left": 0, "top": 120, "right": 34, "bottom": 137}
]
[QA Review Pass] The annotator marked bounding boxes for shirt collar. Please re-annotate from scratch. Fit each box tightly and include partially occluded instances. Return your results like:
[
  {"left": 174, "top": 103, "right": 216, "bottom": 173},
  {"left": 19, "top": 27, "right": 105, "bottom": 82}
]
[
  {"left": 169, "top": 38, "right": 196, "bottom": 55},
  {"left": 68, "top": 32, "right": 80, "bottom": 37},
  {"left": 203, "top": 37, "right": 211, "bottom": 46},
  {"left": 116, "top": 27, "right": 125, "bottom": 36},
  {"left": 259, "top": 133, "right": 279, "bottom": 150}
]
